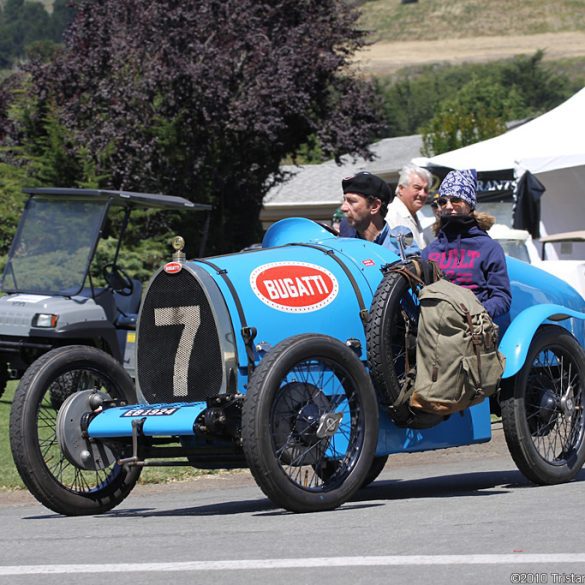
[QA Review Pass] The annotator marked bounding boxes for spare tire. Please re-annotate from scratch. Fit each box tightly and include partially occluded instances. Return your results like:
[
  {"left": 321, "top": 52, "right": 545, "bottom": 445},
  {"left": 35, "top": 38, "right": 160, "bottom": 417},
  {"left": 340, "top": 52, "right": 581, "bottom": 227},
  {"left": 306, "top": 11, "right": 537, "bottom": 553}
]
[{"left": 366, "top": 260, "right": 443, "bottom": 428}]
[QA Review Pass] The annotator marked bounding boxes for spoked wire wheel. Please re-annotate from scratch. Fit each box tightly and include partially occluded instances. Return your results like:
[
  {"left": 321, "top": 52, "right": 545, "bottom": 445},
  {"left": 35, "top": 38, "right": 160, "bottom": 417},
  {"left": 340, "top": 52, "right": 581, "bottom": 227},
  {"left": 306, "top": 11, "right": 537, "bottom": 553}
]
[
  {"left": 242, "top": 334, "right": 378, "bottom": 512},
  {"left": 49, "top": 368, "right": 92, "bottom": 410},
  {"left": 501, "top": 326, "right": 585, "bottom": 484},
  {"left": 10, "top": 346, "right": 141, "bottom": 515}
]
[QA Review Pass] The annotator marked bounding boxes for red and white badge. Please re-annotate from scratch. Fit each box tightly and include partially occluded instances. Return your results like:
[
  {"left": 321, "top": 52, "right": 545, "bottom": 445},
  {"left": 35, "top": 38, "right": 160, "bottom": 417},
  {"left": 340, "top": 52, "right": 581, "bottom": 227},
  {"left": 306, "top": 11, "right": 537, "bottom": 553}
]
[
  {"left": 164, "top": 261, "right": 183, "bottom": 274},
  {"left": 250, "top": 261, "right": 339, "bottom": 313}
]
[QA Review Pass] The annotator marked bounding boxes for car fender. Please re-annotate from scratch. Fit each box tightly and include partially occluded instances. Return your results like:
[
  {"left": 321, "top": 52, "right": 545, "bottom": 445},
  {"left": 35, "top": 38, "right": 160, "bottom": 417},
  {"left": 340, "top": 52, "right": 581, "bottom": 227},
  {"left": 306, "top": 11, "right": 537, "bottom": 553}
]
[{"left": 499, "top": 304, "right": 585, "bottom": 378}]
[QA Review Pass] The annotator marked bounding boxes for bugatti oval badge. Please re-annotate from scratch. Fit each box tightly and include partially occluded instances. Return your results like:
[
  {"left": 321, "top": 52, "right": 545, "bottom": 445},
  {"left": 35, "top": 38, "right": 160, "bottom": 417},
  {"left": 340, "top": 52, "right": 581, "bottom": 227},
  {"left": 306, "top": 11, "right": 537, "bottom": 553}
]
[
  {"left": 250, "top": 262, "right": 339, "bottom": 313},
  {"left": 164, "top": 261, "right": 183, "bottom": 274}
]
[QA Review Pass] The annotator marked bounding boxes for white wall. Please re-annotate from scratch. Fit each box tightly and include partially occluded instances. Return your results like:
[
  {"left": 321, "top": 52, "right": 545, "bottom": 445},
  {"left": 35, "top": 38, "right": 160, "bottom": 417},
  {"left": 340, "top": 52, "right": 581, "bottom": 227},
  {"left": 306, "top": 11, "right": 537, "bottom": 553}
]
[{"left": 536, "top": 164, "right": 585, "bottom": 236}]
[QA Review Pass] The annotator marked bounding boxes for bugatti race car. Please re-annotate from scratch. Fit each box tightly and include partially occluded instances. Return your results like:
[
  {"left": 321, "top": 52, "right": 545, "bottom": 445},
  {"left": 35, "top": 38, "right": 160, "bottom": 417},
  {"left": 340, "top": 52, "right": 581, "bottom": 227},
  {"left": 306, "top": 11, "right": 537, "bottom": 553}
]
[{"left": 9, "top": 217, "right": 585, "bottom": 515}]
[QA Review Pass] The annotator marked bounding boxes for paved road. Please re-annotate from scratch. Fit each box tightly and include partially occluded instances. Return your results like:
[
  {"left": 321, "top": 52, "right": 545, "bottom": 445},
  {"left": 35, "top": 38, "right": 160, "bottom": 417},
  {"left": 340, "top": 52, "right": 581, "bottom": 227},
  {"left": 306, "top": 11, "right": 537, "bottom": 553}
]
[{"left": 1, "top": 423, "right": 585, "bottom": 585}]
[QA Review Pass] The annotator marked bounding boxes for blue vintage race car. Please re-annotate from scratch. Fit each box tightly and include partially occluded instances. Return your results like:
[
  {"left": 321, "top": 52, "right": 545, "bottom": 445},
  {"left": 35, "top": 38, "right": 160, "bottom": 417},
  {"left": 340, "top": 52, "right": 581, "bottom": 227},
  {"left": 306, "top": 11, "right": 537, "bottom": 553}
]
[{"left": 9, "top": 218, "right": 585, "bottom": 515}]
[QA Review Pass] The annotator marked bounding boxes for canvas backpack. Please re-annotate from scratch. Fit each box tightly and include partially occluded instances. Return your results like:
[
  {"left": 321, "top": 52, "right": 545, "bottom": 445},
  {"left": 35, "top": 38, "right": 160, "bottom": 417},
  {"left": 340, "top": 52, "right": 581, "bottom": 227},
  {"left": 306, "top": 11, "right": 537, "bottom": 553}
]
[{"left": 407, "top": 278, "right": 506, "bottom": 416}]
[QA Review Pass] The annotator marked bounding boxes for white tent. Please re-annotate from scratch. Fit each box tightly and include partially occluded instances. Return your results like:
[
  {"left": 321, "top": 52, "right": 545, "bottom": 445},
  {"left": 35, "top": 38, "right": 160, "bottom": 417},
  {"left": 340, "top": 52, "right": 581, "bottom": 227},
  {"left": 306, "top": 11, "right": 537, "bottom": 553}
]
[{"left": 413, "top": 87, "right": 585, "bottom": 238}]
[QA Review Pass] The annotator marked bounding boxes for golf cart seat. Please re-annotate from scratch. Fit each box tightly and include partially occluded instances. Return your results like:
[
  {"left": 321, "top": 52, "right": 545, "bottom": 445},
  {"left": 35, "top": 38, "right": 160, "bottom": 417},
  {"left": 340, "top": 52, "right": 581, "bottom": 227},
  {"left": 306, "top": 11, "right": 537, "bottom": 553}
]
[{"left": 113, "top": 279, "right": 142, "bottom": 329}]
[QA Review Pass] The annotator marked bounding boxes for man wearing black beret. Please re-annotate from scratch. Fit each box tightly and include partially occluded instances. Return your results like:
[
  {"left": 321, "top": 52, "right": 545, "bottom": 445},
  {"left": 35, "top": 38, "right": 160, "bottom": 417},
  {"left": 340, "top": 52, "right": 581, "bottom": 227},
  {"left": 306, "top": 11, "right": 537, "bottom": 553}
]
[{"left": 340, "top": 171, "right": 419, "bottom": 256}]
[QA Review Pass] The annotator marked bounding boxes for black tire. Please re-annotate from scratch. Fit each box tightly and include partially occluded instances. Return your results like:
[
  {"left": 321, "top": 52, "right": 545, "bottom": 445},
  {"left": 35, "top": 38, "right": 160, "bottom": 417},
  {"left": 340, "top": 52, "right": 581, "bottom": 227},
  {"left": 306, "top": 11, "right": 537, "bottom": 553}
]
[
  {"left": 362, "top": 455, "right": 389, "bottom": 487},
  {"left": 366, "top": 265, "right": 420, "bottom": 404},
  {"left": 242, "top": 334, "right": 378, "bottom": 513},
  {"left": 367, "top": 266, "right": 423, "bottom": 403},
  {"left": 10, "top": 346, "right": 141, "bottom": 515},
  {"left": 313, "top": 454, "right": 388, "bottom": 488},
  {"left": 0, "top": 360, "right": 8, "bottom": 400},
  {"left": 501, "top": 326, "right": 585, "bottom": 485},
  {"left": 367, "top": 264, "right": 444, "bottom": 428}
]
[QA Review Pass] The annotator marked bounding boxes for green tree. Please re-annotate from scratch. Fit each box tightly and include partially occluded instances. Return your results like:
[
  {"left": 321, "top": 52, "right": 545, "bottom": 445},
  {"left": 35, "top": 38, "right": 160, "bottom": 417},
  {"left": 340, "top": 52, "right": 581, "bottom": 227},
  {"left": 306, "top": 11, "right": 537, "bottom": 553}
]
[
  {"left": 48, "top": 0, "right": 76, "bottom": 40},
  {"left": 497, "top": 50, "right": 573, "bottom": 115},
  {"left": 376, "top": 51, "right": 580, "bottom": 140},
  {"left": 0, "top": 71, "right": 99, "bottom": 256},
  {"left": 375, "top": 65, "right": 474, "bottom": 137},
  {"left": 0, "top": 160, "right": 27, "bottom": 257},
  {"left": 0, "top": 0, "right": 75, "bottom": 70},
  {"left": 421, "top": 77, "right": 524, "bottom": 156},
  {"left": 0, "top": 0, "right": 51, "bottom": 68}
]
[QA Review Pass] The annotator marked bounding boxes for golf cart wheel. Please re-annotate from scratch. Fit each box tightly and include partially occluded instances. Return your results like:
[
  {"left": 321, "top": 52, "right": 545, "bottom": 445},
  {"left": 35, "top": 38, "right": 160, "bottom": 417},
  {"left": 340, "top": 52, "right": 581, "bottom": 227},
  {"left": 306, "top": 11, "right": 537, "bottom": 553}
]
[
  {"left": 10, "top": 346, "right": 141, "bottom": 516},
  {"left": 500, "top": 326, "right": 585, "bottom": 485},
  {"left": 0, "top": 361, "right": 8, "bottom": 400},
  {"left": 242, "top": 334, "right": 378, "bottom": 513}
]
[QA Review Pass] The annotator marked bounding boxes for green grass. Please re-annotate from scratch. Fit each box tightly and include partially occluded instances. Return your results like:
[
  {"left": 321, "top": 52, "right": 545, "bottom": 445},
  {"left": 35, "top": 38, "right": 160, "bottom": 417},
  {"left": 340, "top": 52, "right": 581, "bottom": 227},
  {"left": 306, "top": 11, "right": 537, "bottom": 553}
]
[
  {"left": 0, "top": 380, "right": 228, "bottom": 492},
  {"left": 0, "top": 382, "right": 24, "bottom": 489},
  {"left": 358, "top": 0, "right": 585, "bottom": 42}
]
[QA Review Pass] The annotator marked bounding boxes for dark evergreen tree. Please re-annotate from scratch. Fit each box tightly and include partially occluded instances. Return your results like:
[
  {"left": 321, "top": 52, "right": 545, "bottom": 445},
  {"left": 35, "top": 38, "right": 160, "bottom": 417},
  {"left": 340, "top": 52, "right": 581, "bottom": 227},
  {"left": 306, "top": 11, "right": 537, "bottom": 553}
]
[
  {"left": 49, "top": 0, "right": 76, "bottom": 40},
  {"left": 0, "top": 0, "right": 52, "bottom": 67}
]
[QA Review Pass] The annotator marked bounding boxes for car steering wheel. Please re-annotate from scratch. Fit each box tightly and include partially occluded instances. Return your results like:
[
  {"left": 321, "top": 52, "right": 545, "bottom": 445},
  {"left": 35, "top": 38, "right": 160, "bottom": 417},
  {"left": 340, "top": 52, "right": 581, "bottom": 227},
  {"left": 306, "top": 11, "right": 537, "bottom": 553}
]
[
  {"left": 315, "top": 221, "right": 340, "bottom": 236},
  {"left": 102, "top": 263, "right": 134, "bottom": 296}
]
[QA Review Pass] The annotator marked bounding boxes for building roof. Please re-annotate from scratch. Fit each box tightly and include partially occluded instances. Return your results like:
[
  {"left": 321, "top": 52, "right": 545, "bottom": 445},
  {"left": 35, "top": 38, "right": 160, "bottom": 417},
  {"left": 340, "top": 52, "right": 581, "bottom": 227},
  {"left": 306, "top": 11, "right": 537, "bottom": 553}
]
[{"left": 263, "top": 135, "right": 423, "bottom": 209}]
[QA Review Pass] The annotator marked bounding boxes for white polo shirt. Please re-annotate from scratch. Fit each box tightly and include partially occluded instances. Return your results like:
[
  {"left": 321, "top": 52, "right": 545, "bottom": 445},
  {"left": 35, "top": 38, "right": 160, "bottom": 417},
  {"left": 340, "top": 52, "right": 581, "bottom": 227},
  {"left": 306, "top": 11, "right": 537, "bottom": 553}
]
[{"left": 385, "top": 196, "right": 433, "bottom": 249}]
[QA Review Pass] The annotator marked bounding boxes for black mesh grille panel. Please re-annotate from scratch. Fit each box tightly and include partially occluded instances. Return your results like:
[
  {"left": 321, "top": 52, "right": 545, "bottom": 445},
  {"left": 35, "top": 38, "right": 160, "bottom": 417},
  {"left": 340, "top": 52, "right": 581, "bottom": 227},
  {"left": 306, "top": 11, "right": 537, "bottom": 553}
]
[{"left": 137, "top": 268, "right": 224, "bottom": 403}]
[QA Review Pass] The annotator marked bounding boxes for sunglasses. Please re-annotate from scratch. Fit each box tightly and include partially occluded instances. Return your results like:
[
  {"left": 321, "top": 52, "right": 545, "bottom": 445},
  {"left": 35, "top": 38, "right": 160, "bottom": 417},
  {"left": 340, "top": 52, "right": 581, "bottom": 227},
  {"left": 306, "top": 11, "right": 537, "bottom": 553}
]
[{"left": 436, "top": 196, "right": 465, "bottom": 208}]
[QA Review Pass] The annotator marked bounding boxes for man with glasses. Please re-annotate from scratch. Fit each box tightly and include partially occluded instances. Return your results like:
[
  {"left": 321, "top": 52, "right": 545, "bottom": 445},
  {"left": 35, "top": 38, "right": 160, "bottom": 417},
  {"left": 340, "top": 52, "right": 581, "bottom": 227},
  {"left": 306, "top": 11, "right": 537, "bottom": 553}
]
[
  {"left": 386, "top": 164, "right": 433, "bottom": 249},
  {"left": 422, "top": 169, "right": 511, "bottom": 319}
]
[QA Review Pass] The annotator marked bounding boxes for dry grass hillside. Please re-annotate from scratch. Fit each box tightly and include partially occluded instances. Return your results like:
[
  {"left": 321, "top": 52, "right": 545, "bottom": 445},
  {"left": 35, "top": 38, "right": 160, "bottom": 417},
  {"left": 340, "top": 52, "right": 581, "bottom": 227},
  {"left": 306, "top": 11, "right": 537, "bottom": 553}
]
[
  {"left": 356, "top": 0, "right": 585, "bottom": 75},
  {"left": 358, "top": 0, "right": 585, "bottom": 41},
  {"left": 5, "top": 1, "right": 585, "bottom": 75},
  {"left": 1, "top": 1, "right": 583, "bottom": 80}
]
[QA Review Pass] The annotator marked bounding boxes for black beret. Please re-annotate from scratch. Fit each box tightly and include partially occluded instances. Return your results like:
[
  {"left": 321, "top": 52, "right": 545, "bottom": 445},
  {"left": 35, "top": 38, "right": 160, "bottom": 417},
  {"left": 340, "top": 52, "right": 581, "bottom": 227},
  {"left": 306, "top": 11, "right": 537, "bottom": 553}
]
[{"left": 342, "top": 172, "right": 391, "bottom": 205}]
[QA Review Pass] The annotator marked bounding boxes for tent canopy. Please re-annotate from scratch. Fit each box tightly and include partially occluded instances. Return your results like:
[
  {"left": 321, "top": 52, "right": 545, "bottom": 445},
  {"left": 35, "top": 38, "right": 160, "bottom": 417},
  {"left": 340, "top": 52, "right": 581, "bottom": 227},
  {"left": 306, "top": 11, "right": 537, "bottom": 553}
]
[
  {"left": 413, "top": 88, "right": 585, "bottom": 245},
  {"left": 413, "top": 87, "right": 585, "bottom": 175}
]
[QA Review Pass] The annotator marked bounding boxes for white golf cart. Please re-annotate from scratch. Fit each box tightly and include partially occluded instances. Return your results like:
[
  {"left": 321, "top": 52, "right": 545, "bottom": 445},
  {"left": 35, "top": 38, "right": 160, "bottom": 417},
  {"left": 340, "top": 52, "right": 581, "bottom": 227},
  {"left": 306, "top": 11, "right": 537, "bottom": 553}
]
[{"left": 0, "top": 188, "right": 211, "bottom": 398}]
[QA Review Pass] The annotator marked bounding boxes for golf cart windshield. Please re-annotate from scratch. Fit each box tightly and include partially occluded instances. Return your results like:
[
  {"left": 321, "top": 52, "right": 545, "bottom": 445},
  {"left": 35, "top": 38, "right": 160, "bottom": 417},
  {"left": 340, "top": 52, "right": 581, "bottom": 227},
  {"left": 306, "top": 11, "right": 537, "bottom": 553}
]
[{"left": 1, "top": 197, "right": 107, "bottom": 295}]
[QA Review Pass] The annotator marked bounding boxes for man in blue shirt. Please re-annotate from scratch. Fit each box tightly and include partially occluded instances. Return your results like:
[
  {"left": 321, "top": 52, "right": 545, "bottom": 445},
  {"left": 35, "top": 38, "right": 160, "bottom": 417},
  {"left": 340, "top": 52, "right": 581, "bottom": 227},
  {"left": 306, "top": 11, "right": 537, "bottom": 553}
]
[{"left": 340, "top": 171, "right": 419, "bottom": 257}]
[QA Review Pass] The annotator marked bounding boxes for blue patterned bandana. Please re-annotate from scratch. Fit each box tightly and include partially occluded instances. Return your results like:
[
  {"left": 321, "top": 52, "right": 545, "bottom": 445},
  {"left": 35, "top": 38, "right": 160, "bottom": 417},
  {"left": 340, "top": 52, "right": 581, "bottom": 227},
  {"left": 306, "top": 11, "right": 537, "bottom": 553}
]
[{"left": 438, "top": 169, "right": 478, "bottom": 210}]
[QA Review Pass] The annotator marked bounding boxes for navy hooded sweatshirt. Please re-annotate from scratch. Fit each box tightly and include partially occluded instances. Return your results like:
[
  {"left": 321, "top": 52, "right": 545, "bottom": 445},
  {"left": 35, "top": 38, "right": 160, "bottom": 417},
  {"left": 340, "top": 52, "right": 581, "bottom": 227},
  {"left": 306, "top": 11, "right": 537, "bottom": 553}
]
[{"left": 421, "top": 215, "right": 512, "bottom": 319}]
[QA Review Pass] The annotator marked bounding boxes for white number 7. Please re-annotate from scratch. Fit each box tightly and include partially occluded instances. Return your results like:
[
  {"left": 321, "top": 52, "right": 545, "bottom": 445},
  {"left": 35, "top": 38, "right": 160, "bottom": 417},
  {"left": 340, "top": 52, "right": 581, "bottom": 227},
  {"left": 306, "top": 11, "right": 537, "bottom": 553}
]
[{"left": 154, "top": 306, "right": 201, "bottom": 397}]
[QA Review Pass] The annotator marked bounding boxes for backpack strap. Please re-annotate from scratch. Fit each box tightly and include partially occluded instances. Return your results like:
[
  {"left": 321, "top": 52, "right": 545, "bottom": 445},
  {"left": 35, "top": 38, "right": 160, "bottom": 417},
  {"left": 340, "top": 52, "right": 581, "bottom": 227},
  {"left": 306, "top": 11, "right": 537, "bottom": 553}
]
[
  {"left": 384, "top": 258, "right": 442, "bottom": 292},
  {"left": 461, "top": 304, "right": 486, "bottom": 400},
  {"left": 384, "top": 263, "right": 425, "bottom": 293},
  {"left": 388, "top": 372, "right": 445, "bottom": 429}
]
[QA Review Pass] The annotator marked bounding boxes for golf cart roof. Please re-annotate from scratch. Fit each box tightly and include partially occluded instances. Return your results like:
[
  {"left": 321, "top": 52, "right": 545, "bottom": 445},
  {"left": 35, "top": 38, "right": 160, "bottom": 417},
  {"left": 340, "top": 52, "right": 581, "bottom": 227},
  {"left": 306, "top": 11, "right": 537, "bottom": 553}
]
[
  {"left": 539, "top": 230, "right": 585, "bottom": 244},
  {"left": 22, "top": 188, "right": 212, "bottom": 211},
  {"left": 488, "top": 224, "right": 531, "bottom": 242}
]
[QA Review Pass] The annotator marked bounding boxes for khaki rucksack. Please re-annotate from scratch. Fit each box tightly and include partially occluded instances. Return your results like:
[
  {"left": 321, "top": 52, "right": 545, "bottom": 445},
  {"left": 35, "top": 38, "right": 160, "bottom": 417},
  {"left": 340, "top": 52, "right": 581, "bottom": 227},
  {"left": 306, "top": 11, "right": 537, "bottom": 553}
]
[{"left": 409, "top": 278, "right": 506, "bottom": 415}]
